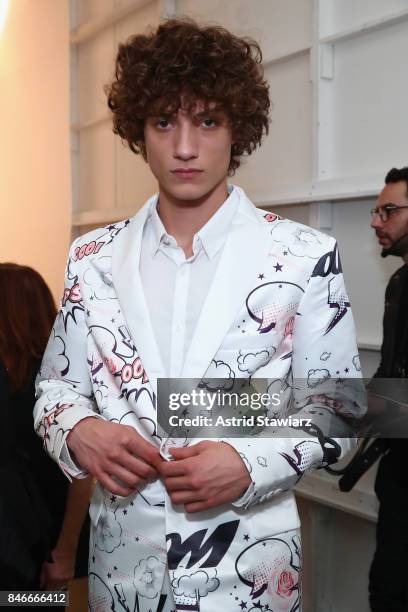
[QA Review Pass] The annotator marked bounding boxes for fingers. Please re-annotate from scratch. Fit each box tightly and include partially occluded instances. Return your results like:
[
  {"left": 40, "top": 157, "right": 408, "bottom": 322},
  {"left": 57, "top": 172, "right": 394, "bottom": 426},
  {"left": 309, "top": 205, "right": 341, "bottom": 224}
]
[
  {"left": 68, "top": 420, "right": 165, "bottom": 492},
  {"left": 169, "top": 490, "right": 206, "bottom": 505},
  {"left": 164, "top": 476, "right": 191, "bottom": 492},
  {"left": 120, "top": 453, "right": 158, "bottom": 481},
  {"left": 125, "top": 431, "right": 163, "bottom": 469},
  {"left": 184, "top": 499, "right": 217, "bottom": 513},
  {"left": 168, "top": 444, "right": 203, "bottom": 460},
  {"left": 107, "top": 462, "right": 148, "bottom": 490},
  {"left": 97, "top": 472, "right": 134, "bottom": 497},
  {"left": 159, "top": 458, "right": 190, "bottom": 477}
]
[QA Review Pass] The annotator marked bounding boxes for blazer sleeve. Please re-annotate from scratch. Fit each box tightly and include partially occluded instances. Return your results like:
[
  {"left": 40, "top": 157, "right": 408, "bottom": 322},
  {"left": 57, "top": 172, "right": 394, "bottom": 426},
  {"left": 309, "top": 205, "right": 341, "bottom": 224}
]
[
  {"left": 226, "top": 238, "right": 364, "bottom": 509},
  {"left": 34, "top": 239, "right": 104, "bottom": 481}
]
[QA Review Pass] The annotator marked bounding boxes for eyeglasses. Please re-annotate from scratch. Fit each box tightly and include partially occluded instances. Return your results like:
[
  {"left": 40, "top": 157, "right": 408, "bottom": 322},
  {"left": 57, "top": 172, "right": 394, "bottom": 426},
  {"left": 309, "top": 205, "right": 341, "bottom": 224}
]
[{"left": 370, "top": 204, "right": 408, "bottom": 223}]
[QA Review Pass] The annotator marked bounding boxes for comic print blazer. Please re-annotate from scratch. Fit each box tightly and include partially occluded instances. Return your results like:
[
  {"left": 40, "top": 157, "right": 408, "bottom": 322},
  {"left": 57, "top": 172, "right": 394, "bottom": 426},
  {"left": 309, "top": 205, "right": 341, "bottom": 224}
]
[{"left": 34, "top": 185, "right": 362, "bottom": 611}]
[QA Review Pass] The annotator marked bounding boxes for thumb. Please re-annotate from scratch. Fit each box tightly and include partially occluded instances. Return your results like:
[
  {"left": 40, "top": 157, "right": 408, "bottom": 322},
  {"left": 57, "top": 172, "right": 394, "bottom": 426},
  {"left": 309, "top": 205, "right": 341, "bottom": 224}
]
[{"left": 169, "top": 444, "right": 202, "bottom": 459}]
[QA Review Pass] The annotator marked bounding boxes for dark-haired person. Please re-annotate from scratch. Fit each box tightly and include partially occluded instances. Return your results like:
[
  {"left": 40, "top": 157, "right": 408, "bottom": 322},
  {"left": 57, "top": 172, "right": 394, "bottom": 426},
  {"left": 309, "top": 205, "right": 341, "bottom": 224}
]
[
  {"left": 368, "top": 167, "right": 408, "bottom": 611},
  {"left": 0, "top": 263, "right": 90, "bottom": 598},
  {"left": 34, "top": 20, "right": 361, "bottom": 611}
]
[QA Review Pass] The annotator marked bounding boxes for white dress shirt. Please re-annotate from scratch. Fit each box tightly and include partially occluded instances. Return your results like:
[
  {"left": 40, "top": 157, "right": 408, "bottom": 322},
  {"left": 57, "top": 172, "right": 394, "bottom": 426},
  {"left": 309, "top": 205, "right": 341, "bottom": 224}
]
[{"left": 139, "top": 186, "right": 238, "bottom": 378}]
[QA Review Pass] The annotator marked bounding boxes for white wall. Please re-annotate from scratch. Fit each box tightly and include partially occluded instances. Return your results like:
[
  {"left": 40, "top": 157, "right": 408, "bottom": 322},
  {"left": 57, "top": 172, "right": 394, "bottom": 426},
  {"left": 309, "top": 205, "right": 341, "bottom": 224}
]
[{"left": 0, "top": 0, "right": 71, "bottom": 301}]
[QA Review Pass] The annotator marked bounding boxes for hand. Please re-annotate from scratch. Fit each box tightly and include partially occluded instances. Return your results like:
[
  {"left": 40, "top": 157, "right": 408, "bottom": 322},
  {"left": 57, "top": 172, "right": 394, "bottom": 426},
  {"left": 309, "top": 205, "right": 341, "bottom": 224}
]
[
  {"left": 39, "top": 549, "right": 75, "bottom": 591},
  {"left": 159, "top": 441, "right": 251, "bottom": 513},
  {"left": 66, "top": 417, "right": 163, "bottom": 496}
]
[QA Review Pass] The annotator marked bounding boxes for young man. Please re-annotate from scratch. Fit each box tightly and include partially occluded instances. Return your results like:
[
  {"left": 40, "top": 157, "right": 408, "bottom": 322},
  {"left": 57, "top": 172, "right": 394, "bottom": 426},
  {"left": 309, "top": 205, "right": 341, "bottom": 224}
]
[
  {"left": 368, "top": 167, "right": 408, "bottom": 611},
  {"left": 35, "top": 19, "right": 360, "bottom": 612}
]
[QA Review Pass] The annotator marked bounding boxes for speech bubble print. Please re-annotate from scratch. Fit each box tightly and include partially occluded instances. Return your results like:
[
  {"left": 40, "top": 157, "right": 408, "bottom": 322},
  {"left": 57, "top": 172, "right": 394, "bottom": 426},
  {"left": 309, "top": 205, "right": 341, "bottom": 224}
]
[
  {"left": 238, "top": 349, "right": 275, "bottom": 375},
  {"left": 94, "top": 383, "right": 109, "bottom": 411},
  {"left": 83, "top": 256, "right": 116, "bottom": 301},
  {"left": 352, "top": 354, "right": 361, "bottom": 372},
  {"left": 88, "top": 325, "right": 140, "bottom": 384},
  {"left": 40, "top": 332, "right": 70, "bottom": 378},
  {"left": 270, "top": 223, "right": 325, "bottom": 260},
  {"left": 320, "top": 351, "right": 331, "bottom": 361},
  {"left": 200, "top": 359, "right": 235, "bottom": 391},
  {"left": 280, "top": 439, "right": 322, "bottom": 476},
  {"left": 172, "top": 567, "right": 220, "bottom": 606},
  {"left": 95, "top": 505, "right": 122, "bottom": 553},
  {"left": 246, "top": 282, "right": 304, "bottom": 334},
  {"left": 238, "top": 452, "right": 253, "bottom": 474},
  {"left": 307, "top": 368, "right": 330, "bottom": 388},
  {"left": 235, "top": 537, "right": 300, "bottom": 609},
  {"left": 326, "top": 275, "right": 350, "bottom": 334},
  {"left": 88, "top": 573, "right": 116, "bottom": 612},
  {"left": 133, "top": 555, "right": 166, "bottom": 599},
  {"left": 257, "top": 456, "right": 267, "bottom": 468}
]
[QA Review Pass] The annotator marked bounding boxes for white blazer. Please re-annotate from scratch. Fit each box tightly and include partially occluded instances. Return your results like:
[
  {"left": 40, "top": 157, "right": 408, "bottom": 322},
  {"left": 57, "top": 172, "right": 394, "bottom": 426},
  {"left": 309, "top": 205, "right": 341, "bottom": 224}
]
[{"left": 35, "top": 186, "right": 362, "bottom": 612}]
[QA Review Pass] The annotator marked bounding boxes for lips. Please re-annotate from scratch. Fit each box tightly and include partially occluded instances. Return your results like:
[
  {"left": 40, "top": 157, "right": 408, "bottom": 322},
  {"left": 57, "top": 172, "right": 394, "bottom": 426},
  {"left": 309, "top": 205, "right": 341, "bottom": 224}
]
[{"left": 171, "top": 169, "right": 203, "bottom": 178}]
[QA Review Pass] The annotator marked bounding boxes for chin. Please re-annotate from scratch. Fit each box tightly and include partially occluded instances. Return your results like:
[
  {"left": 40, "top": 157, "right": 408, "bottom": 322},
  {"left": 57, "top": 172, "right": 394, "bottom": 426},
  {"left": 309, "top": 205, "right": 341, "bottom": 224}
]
[{"left": 166, "top": 183, "right": 214, "bottom": 202}]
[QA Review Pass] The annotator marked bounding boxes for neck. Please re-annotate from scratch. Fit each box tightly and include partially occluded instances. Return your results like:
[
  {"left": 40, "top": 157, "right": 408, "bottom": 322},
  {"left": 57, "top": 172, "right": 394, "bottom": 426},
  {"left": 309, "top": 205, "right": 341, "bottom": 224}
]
[{"left": 156, "top": 179, "right": 229, "bottom": 257}]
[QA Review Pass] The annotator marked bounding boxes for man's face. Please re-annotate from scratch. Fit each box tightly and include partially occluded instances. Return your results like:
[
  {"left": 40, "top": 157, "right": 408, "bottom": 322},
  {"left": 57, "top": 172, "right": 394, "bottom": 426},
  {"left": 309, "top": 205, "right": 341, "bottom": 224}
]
[
  {"left": 371, "top": 180, "right": 408, "bottom": 249},
  {"left": 143, "top": 101, "right": 233, "bottom": 203}
]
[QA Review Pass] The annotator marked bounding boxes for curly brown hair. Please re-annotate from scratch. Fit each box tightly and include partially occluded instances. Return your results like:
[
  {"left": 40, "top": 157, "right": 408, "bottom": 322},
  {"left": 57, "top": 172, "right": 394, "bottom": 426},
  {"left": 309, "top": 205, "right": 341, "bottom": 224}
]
[{"left": 106, "top": 18, "right": 270, "bottom": 175}]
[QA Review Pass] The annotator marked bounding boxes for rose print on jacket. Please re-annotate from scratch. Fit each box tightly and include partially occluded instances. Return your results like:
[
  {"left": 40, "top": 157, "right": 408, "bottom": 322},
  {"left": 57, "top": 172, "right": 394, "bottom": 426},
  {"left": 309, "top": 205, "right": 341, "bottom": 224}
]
[{"left": 235, "top": 535, "right": 300, "bottom": 611}]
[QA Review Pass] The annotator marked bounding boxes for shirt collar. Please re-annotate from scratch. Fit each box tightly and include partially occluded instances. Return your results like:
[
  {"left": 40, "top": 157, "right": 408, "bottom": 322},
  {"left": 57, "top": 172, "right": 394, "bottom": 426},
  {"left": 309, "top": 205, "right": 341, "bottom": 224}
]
[
  {"left": 195, "top": 185, "right": 238, "bottom": 259},
  {"left": 146, "top": 185, "right": 238, "bottom": 260},
  {"left": 149, "top": 203, "right": 171, "bottom": 255}
]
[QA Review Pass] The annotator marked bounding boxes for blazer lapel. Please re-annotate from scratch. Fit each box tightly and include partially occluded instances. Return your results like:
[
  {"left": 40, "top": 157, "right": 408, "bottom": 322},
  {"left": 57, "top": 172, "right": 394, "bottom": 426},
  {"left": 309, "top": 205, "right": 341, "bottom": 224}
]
[
  {"left": 111, "top": 196, "right": 166, "bottom": 394},
  {"left": 181, "top": 189, "right": 271, "bottom": 378}
]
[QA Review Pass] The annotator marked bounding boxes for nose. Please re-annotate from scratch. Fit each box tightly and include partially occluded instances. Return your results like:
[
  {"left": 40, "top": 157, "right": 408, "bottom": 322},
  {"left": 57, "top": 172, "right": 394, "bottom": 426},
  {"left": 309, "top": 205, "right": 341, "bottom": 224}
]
[
  {"left": 370, "top": 214, "right": 383, "bottom": 230},
  {"left": 173, "top": 121, "right": 198, "bottom": 161}
]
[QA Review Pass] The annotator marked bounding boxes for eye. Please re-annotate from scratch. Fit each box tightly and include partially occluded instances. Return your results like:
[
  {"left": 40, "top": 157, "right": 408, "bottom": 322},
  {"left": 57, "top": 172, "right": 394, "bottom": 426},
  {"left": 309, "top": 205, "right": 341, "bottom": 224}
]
[
  {"left": 202, "top": 118, "right": 218, "bottom": 128},
  {"left": 156, "top": 118, "right": 171, "bottom": 129}
]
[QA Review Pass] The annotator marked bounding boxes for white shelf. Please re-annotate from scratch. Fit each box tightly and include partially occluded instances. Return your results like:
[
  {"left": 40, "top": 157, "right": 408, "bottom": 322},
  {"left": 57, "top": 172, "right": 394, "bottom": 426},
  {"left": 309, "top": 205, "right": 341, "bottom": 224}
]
[
  {"left": 251, "top": 174, "right": 383, "bottom": 208},
  {"left": 358, "top": 342, "right": 381, "bottom": 352},
  {"left": 263, "top": 45, "right": 311, "bottom": 68},
  {"left": 70, "top": 0, "right": 153, "bottom": 45},
  {"left": 320, "top": 7, "right": 408, "bottom": 45},
  {"left": 295, "top": 470, "right": 378, "bottom": 523}
]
